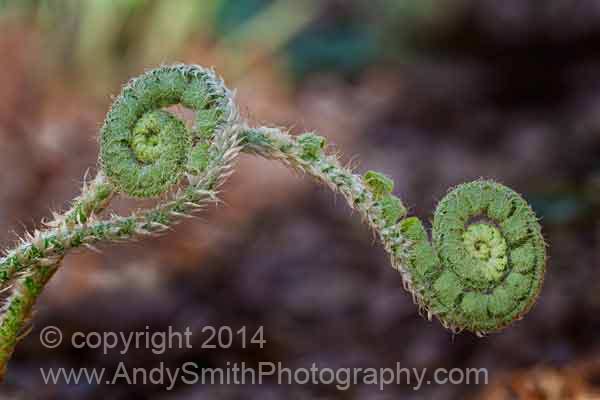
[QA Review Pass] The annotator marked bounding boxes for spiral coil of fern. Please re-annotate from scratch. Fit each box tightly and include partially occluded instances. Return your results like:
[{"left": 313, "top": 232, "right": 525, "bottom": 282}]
[
  {"left": 100, "top": 64, "right": 236, "bottom": 197},
  {"left": 242, "top": 130, "right": 547, "bottom": 334},
  {"left": 0, "top": 65, "right": 242, "bottom": 375},
  {"left": 400, "top": 181, "right": 546, "bottom": 332},
  {"left": 0, "top": 64, "right": 547, "bottom": 378}
]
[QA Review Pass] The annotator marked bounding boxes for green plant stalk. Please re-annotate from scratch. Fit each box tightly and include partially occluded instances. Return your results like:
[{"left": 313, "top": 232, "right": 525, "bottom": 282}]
[
  {"left": 0, "top": 174, "right": 113, "bottom": 283},
  {"left": 0, "top": 64, "right": 547, "bottom": 379},
  {"left": 0, "top": 173, "right": 113, "bottom": 377},
  {"left": 0, "top": 126, "right": 242, "bottom": 376}
]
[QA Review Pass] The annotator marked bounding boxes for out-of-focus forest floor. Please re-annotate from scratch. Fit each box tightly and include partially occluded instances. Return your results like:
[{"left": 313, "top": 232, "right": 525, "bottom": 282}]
[{"left": 2, "top": 1, "right": 600, "bottom": 399}]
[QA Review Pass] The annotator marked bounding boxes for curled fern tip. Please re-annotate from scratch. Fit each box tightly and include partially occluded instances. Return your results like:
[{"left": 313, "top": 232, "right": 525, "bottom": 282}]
[
  {"left": 99, "top": 64, "right": 235, "bottom": 197},
  {"left": 400, "top": 180, "right": 546, "bottom": 333}
]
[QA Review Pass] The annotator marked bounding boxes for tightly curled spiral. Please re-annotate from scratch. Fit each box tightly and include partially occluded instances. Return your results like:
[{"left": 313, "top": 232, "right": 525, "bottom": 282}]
[
  {"left": 71, "top": 66, "right": 550, "bottom": 334},
  {"left": 100, "top": 64, "right": 235, "bottom": 197},
  {"left": 397, "top": 181, "right": 546, "bottom": 333}
]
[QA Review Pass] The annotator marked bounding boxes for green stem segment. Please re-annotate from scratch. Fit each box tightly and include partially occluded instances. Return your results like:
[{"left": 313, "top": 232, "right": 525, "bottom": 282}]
[
  {"left": 0, "top": 173, "right": 114, "bottom": 376},
  {"left": 0, "top": 64, "right": 547, "bottom": 379}
]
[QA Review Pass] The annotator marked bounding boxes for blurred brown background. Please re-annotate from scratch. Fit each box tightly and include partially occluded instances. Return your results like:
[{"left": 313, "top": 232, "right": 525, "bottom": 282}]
[{"left": 1, "top": 0, "right": 600, "bottom": 399}]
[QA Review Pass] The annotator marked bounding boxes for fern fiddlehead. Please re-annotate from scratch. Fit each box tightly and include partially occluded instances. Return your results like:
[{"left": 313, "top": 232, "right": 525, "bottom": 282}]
[
  {"left": 0, "top": 65, "right": 242, "bottom": 375},
  {"left": 401, "top": 181, "right": 546, "bottom": 332},
  {"left": 242, "top": 129, "right": 546, "bottom": 333},
  {"left": 0, "top": 64, "right": 547, "bottom": 378}
]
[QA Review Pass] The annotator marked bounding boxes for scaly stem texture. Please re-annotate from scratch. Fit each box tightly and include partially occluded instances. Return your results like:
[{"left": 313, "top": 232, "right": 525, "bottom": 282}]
[{"left": 0, "top": 64, "right": 547, "bottom": 379}]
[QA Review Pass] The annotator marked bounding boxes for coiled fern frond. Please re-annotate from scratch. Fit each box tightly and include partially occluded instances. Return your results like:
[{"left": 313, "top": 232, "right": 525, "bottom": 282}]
[{"left": 0, "top": 64, "right": 547, "bottom": 378}]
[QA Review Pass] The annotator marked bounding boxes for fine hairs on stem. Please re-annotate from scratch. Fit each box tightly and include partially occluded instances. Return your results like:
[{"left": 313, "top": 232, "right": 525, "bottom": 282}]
[{"left": 0, "top": 64, "right": 547, "bottom": 378}]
